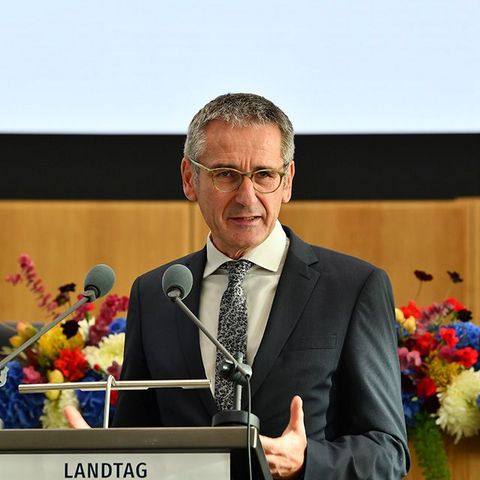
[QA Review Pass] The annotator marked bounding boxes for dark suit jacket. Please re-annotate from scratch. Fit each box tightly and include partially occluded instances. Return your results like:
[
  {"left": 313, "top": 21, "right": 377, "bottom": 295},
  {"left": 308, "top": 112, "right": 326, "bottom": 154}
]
[{"left": 113, "top": 226, "right": 409, "bottom": 479}]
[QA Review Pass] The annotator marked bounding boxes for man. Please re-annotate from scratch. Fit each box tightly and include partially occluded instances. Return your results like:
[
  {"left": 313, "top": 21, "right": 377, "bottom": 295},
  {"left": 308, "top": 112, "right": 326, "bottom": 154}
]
[{"left": 68, "top": 93, "right": 409, "bottom": 478}]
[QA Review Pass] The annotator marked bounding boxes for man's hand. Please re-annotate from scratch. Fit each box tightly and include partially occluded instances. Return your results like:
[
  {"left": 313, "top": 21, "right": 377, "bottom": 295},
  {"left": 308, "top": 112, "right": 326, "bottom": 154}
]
[
  {"left": 64, "top": 405, "right": 91, "bottom": 429},
  {"left": 259, "top": 395, "right": 307, "bottom": 479}
]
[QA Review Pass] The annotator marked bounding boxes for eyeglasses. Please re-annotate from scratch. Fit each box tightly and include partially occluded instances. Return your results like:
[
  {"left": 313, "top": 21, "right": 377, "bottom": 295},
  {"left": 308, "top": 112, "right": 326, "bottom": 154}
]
[{"left": 189, "top": 158, "right": 288, "bottom": 193}]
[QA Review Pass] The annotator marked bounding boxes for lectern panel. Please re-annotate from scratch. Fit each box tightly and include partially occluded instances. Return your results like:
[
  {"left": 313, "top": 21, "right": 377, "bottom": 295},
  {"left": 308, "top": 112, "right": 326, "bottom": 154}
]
[{"left": 1, "top": 452, "right": 229, "bottom": 480}]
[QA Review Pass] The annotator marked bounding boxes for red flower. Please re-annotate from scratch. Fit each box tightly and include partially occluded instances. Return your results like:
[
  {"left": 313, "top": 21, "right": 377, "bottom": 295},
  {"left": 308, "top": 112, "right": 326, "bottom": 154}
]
[
  {"left": 400, "top": 300, "right": 422, "bottom": 320},
  {"left": 439, "top": 327, "right": 459, "bottom": 348},
  {"left": 54, "top": 348, "right": 88, "bottom": 381},
  {"left": 416, "top": 377, "right": 437, "bottom": 398},
  {"left": 455, "top": 347, "right": 478, "bottom": 368},
  {"left": 438, "top": 346, "right": 457, "bottom": 363},
  {"left": 413, "top": 332, "right": 438, "bottom": 356},
  {"left": 107, "top": 361, "right": 122, "bottom": 380},
  {"left": 110, "top": 390, "right": 119, "bottom": 406},
  {"left": 444, "top": 297, "right": 466, "bottom": 312}
]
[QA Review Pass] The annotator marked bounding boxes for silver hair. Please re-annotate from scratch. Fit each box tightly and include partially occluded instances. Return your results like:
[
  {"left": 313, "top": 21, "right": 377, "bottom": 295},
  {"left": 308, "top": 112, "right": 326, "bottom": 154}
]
[{"left": 184, "top": 93, "right": 294, "bottom": 168}]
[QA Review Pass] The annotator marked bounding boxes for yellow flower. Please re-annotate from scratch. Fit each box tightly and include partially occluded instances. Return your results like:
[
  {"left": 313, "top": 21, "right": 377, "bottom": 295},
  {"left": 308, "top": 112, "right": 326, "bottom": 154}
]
[
  {"left": 38, "top": 322, "right": 84, "bottom": 360},
  {"left": 9, "top": 335, "right": 24, "bottom": 349},
  {"left": 403, "top": 316, "right": 417, "bottom": 334},
  {"left": 17, "top": 321, "right": 38, "bottom": 339},
  {"left": 395, "top": 308, "right": 416, "bottom": 334},
  {"left": 9, "top": 322, "right": 39, "bottom": 348},
  {"left": 46, "top": 368, "right": 65, "bottom": 401},
  {"left": 395, "top": 308, "right": 405, "bottom": 322},
  {"left": 427, "top": 355, "right": 462, "bottom": 391}
]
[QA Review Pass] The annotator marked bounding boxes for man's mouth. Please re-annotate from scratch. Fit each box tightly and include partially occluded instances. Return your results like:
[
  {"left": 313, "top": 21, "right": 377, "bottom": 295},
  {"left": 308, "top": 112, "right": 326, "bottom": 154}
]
[{"left": 230, "top": 216, "right": 260, "bottom": 223}]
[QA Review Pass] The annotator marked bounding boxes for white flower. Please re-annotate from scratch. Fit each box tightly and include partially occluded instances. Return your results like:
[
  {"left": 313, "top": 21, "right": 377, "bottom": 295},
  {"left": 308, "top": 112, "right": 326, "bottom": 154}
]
[
  {"left": 83, "top": 333, "right": 125, "bottom": 373},
  {"left": 40, "top": 390, "right": 79, "bottom": 429},
  {"left": 78, "top": 317, "right": 94, "bottom": 342},
  {"left": 436, "top": 369, "right": 480, "bottom": 443}
]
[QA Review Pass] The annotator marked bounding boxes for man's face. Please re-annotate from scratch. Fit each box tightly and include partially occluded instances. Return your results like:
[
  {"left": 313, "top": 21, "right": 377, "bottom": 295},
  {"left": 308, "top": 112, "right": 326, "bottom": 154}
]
[{"left": 181, "top": 120, "right": 295, "bottom": 259}]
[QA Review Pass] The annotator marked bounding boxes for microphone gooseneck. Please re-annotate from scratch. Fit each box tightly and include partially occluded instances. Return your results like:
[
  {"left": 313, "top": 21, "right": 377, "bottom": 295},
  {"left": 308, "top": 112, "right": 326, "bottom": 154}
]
[{"left": 161, "top": 264, "right": 259, "bottom": 432}]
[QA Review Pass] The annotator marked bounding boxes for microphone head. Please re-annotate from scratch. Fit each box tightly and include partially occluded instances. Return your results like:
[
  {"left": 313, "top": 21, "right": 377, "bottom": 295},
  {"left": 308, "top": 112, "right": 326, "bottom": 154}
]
[
  {"left": 162, "top": 264, "right": 193, "bottom": 300},
  {"left": 83, "top": 264, "right": 116, "bottom": 301}
]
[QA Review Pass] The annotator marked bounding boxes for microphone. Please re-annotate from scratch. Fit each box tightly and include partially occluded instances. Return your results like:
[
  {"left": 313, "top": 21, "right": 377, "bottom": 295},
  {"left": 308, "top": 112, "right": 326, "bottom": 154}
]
[
  {"left": 84, "top": 264, "right": 116, "bottom": 302},
  {"left": 162, "top": 264, "right": 193, "bottom": 300},
  {"left": 162, "top": 264, "right": 259, "bottom": 429},
  {"left": 0, "top": 264, "right": 116, "bottom": 387}
]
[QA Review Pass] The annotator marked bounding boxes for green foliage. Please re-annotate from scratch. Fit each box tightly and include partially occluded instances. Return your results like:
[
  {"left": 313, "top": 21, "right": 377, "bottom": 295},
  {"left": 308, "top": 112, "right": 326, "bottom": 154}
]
[{"left": 412, "top": 412, "right": 451, "bottom": 480}]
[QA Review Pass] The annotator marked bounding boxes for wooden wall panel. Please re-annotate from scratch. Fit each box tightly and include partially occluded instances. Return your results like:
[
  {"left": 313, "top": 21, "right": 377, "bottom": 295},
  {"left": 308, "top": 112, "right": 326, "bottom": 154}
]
[
  {"left": 2, "top": 199, "right": 477, "bottom": 321},
  {"left": 407, "top": 436, "right": 480, "bottom": 480},
  {"left": 278, "top": 200, "right": 471, "bottom": 311},
  {"left": 460, "top": 198, "right": 480, "bottom": 319},
  {"left": 0, "top": 201, "right": 191, "bottom": 322}
]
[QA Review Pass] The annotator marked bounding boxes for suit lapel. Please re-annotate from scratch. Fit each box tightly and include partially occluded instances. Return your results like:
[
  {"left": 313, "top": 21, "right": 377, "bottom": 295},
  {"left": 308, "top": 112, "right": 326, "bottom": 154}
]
[
  {"left": 248, "top": 229, "right": 320, "bottom": 401},
  {"left": 174, "top": 249, "right": 217, "bottom": 418}
]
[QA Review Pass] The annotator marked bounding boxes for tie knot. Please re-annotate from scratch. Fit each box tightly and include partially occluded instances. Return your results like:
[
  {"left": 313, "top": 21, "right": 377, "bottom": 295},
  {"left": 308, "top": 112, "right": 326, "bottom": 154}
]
[{"left": 221, "top": 260, "right": 253, "bottom": 283}]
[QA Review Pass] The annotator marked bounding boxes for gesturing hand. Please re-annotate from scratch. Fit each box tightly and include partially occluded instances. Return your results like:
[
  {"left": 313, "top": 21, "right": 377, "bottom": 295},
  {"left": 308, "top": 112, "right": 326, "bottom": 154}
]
[
  {"left": 259, "top": 395, "right": 307, "bottom": 479},
  {"left": 64, "top": 405, "right": 91, "bottom": 429}
]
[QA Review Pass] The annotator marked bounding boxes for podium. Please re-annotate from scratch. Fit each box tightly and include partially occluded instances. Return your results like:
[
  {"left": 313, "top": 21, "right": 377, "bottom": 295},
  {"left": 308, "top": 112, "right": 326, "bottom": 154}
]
[{"left": 0, "top": 426, "right": 272, "bottom": 480}]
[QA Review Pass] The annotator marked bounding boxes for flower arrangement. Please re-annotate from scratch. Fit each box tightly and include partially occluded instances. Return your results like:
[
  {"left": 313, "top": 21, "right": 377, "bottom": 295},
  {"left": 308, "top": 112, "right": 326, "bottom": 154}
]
[
  {"left": 397, "top": 270, "right": 480, "bottom": 480},
  {"left": 0, "top": 254, "right": 128, "bottom": 429}
]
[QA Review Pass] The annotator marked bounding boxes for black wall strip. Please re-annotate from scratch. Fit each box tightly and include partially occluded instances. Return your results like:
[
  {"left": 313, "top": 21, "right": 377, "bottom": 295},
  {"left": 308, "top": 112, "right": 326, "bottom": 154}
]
[{"left": 1, "top": 133, "right": 478, "bottom": 200}]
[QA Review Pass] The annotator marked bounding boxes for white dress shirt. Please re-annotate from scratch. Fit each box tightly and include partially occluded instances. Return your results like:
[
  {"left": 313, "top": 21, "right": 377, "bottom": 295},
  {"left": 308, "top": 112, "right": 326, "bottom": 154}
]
[{"left": 199, "top": 221, "right": 289, "bottom": 393}]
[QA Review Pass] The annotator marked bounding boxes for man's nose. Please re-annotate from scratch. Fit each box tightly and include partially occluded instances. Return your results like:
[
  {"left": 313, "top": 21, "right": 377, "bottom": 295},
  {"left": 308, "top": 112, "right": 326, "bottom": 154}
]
[{"left": 234, "top": 175, "right": 258, "bottom": 205}]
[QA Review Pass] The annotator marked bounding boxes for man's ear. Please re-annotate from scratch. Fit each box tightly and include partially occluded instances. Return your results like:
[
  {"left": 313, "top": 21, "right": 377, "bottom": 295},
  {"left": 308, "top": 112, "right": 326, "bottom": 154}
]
[
  {"left": 181, "top": 158, "right": 197, "bottom": 201},
  {"left": 282, "top": 160, "right": 295, "bottom": 204}
]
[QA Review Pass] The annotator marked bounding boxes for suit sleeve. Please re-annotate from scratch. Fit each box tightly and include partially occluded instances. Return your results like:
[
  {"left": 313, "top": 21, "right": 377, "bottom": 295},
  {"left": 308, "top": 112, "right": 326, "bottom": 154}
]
[
  {"left": 303, "top": 269, "right": 410, "bottom": 479},
  {"left": 112, "top": 278, "right": 163, "bottom": 427}
]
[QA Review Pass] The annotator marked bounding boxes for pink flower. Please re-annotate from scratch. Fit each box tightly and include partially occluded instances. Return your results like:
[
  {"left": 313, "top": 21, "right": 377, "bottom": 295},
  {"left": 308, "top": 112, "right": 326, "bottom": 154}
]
[
  {"left": 5, "top": 273, "right": 22, "bottom": 285},
  {"left": 22, "top": 366, "right": 46, "bottom": 384},
  {"left": 398, "top": 347, "right": 422, "bottom": 371}
]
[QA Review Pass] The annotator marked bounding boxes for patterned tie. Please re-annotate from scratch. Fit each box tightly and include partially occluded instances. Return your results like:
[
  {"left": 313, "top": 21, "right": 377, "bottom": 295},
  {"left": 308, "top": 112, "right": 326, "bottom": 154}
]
[{"left": 214, "top": 259, "right": 253, "bottom": 411}]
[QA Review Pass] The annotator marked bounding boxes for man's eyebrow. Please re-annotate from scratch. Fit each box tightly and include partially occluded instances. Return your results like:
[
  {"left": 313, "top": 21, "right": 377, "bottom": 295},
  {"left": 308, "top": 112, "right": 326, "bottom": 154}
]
[{"left": 207, "top": 162, "right": 279, "bottom": 171}]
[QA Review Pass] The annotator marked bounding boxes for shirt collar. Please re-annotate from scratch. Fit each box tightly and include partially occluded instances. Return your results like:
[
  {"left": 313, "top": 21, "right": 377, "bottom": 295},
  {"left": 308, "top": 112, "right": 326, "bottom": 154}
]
[{"left": 204, "top": 221, "right": 287, "bottom": 277}]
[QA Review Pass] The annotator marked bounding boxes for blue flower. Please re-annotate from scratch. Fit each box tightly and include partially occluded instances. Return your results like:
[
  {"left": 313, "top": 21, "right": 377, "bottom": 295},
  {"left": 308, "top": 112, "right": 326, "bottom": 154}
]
[
  {"left": 402, "top": 392, "right": 422, "bottom": 428},
  {"left": 109, "top": 317, "right": 126, "bottom": 335},
  {"left": 477, "top": 394, "right": 480, "bottom": 411},
  {"left": 75, "top": 371, "right": 117, "bottom": 427},
  {"left": 447, "top": 322, "right": 480, "bottom": 369},
  {"left": 76, "top": 372, "right": 106, "bottom": 428},
  {"left": 0, "top": 361, "right": 44, "bottom": 429}
]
